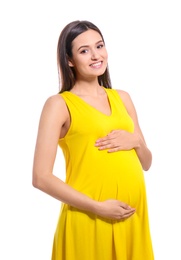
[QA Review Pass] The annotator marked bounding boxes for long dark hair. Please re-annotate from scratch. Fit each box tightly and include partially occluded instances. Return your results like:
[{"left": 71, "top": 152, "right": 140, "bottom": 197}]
[{"left": 57, "top": 20, "right": 112, "bottom": 93}]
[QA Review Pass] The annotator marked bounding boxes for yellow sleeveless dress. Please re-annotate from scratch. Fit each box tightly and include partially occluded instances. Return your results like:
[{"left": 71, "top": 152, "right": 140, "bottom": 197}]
[{"left": 52, "top": 88, "right": 154, "bottom": 260}]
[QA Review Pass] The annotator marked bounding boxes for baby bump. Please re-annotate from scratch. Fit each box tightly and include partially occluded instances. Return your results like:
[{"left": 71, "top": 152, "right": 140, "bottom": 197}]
[
  {"left": 69, "top": 150, "right": 145, "bottom": 208},
  {"left": 82, "top": 150, "right": 144, "bottom": 207},
  {"left": 94, "top": 161, "right": 145, "bottom": 208}
]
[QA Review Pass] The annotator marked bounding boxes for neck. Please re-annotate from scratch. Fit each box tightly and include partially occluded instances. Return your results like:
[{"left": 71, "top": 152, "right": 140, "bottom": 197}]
[{"left": 71, "top": 81, "right": 104, "bottom": 97}]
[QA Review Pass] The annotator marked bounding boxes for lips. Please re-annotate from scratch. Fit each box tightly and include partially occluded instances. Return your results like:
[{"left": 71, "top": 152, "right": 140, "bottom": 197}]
[{"left": 90, "top": 61, "right": 102, "bottom": 68}]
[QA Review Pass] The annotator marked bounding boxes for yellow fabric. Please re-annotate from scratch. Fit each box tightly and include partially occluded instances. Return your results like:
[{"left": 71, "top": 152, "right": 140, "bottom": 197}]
[{"left": 52, "top": 88, "right": 154, "bottom": 260}]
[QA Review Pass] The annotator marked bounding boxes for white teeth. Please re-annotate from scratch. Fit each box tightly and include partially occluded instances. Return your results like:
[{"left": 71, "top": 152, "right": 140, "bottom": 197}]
[{"left": 91, "top": 62, "right": 101, "bottom": 67}]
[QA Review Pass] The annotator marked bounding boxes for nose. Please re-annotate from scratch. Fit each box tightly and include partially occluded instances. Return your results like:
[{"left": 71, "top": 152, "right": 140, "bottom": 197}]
[{"left": 91, "top": 48, "right": 99, "bottom": 60}]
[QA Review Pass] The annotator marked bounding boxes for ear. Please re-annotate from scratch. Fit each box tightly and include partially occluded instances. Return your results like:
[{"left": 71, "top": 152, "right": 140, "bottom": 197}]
[{"left": 68, "top": 60, "right": 74, "bottom": 67}]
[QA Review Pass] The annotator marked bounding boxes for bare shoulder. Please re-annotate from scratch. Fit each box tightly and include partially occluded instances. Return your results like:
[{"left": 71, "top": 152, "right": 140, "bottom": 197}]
[
  {"left": 43, "top": 94, "right": 67, "bottom": 112},
  {"left": 41, "top": 94, "right": 69, "bottom": 122},
  {"left": 115, "top": 89, "right": 132, "bottom": 105},
  {"left": 44, "top": 93, "right": 66, "bottom": 107},
  {"left": 115, "top": 89, "right": 138, "bottom": 118}
]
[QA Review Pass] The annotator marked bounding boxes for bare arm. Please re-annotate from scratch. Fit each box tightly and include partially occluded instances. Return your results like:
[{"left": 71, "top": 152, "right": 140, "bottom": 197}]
[
  {"left": 32, "top": 94, "right": 135, "bottom": 220},
  {"left": 32, "top": 95, "right": 96, "bottom": 211},
  {"left": 95, "top": 90, "right": 152, "bottom": 171}
]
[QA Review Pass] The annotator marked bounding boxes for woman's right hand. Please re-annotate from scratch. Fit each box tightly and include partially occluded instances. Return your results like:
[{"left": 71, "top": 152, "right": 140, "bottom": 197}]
[{"left": 95, "top": 199, "right": 136, "bottom": 220}]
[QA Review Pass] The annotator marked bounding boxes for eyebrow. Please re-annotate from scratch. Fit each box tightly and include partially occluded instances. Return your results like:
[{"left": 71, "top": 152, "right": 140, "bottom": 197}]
[{"left": 77, "top": 40, "right": 104, "bottom": 51}]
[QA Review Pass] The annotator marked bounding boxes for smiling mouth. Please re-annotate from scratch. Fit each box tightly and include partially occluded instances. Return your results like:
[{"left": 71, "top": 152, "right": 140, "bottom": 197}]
[{"left": 90, "top": 61, "right": 102, "bottom": 68}]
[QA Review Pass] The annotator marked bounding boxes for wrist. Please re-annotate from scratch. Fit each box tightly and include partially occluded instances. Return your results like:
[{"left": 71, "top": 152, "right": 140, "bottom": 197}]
[
  {"left": 133, "top": 133, "right": 141, "bottom": 149},
  {"left": 92, "top": 201, "right": 102, "bottom": 215}
]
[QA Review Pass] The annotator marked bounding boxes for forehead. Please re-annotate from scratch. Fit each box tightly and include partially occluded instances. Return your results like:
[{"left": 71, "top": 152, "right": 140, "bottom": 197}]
[{"left": 72, "top": 29, "right": 103, "bottom": 49}]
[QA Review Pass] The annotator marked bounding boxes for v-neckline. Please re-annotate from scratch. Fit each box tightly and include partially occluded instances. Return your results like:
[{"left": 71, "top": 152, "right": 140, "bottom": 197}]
[{"left": 67, "top": 88, "right": 113, "bottom": 117}]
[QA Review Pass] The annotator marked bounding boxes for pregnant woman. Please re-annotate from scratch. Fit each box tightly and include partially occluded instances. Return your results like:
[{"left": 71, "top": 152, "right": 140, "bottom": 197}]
[{"left": 32, "top": 20, "right": 154, "bottom": 260}]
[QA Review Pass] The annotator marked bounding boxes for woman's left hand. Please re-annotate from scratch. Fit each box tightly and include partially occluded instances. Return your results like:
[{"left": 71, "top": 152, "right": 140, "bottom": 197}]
[{"left": 95, "top": 130, "right": 137, "bottom": 152}]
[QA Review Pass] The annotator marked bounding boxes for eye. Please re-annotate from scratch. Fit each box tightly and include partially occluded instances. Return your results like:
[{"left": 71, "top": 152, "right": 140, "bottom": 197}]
[
  {"left": 80, "top": 49, "right": 88, "bottom": 54},
  {"left": 97, "top": 44, "right": 104, "bottom": 49}
]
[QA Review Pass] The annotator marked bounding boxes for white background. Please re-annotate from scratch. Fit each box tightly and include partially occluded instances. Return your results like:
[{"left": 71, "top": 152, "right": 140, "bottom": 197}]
[{"left": 0, "top": 0, "right": 181, "bottom": 259}]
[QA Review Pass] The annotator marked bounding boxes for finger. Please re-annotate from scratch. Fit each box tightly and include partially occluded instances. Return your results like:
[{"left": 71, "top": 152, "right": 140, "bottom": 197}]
[
  {"left": 124, "top": 211, "right": 135, "bottom": 217},
  {"left": 121, "top": 208, "right": 135, "bottom": 214},
  {"left": 107, "top": 147, "right": 120, "bottom": 153},
  {"left": 124, "top": 209, "right": 136, "bottom": 215},
  {"left": 95, "top": 142, "right": 116, "bottom": 150},
  {"left": 96, "top": 139, "right": 118, "bottom": 148},
  {"left": 95, "top": 140, "right": 110, "bottom": 146},
  {"left": 95, "top": 137, "right": 109, "bottom": 143},
  {"left": 107, "top": 130, "right": 117, "bottom": 136},
  {"left": 99, "top": 144, "right": 119, "bottom": 151},
  {"left": 121, "top": 211, "right": 135, "bottom": 219},
  {"left": 120, "top": 203, "right": 134, "bottom": 210},
  {"left": 96, "top": 134, "right": 115, "bottom": 143}
]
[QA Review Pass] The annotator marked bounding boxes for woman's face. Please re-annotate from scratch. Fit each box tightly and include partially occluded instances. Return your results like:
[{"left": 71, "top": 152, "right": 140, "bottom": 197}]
[{"left": 69, "top": 29, "right": 108, "bottom": 80}]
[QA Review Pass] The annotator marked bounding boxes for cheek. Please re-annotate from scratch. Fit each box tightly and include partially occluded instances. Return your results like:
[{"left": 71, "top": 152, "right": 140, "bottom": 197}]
[
  {"left": 103, "top": 49, "right": 108, "bottom": 60},
  {"left": 73, "top": 56, "right": 87, "bottom": 67},
  {"left": 104, "top": 52, "right": 108, "bottom": 65}
]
